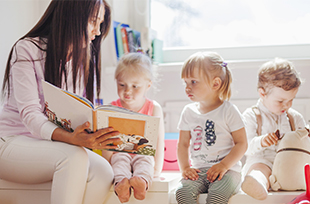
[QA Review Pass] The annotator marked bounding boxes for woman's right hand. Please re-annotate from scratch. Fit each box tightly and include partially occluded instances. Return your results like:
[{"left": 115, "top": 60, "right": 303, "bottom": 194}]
[{"left": 52, "top": 121, "right": 120, "bottom": 149}]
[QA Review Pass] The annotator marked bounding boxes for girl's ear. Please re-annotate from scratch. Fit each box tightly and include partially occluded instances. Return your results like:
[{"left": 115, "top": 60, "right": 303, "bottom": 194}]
[
  {"left": 212, "top": 77, "right": 222, "bottom": 90},
  {"left": 258, "top": 88, "right": 266, "bottom": 98}
]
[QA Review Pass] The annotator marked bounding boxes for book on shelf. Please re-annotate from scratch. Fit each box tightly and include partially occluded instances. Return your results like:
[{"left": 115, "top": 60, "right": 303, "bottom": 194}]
[
  {"left": 42, "top": 80, "right": 160, "bottom": 156},
  {"left": 113, "top": 21, "right": 129, "bottom": 59},
  {"left": 126, "top": 28, "right": 135, "bottom": 53},
  {"left": 132, "top": 29, "right": 141, "bottom": 49},
  {"left": 152, "top": 38, "right": 164, "bottom": 63},
  {"left": 121, "top": 27, "right": 129, "bottom": 54},
  {"left": 113, "top": 21, "right": 142, "bottom": 59}
]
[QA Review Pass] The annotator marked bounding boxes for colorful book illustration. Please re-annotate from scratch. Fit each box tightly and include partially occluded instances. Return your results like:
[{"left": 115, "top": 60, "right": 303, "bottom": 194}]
[{"left": 42, "top": 80, "right": 159, "bottom": 156}]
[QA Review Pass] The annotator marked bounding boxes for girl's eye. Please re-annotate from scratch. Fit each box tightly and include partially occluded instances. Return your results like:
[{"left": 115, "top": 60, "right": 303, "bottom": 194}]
[
  {"left": 191, "top": 80, "right": 197, "bottom": 84},
  {"left": 278, "top": 101, "right": 283, "bottom": 104},
  {"left": 133, "top": 85, "right": 138, "bottom": 88}
]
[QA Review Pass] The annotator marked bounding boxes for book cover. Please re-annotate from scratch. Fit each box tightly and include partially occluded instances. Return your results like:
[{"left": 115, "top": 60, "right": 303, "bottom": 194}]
[
  {"left": 42, "top": 80, "right": 159, "bottom": 156},
  {"left": 113, "top": 21, "right": 120, "bottom": 58},
  {"left": 132, "top": 29, "right": 141, "bottom": 49},
  {"left": 126, "top": 27, "right": 136, "bottom": 52},
  {"left": 152, "top": 38, "right": 164, "bottom": 63},
  {"left": 113, "top": 21, "right": 130, "bottom": 59},
  {"left": 115, "top": 24, "right": 124, "bottom": 59},
  {"left": 121, "top": 27, "right": 129, "bottom": 54}
]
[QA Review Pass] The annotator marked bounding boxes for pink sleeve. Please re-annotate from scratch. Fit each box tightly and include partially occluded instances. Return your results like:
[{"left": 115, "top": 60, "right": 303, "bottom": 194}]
[{"left": 11, "top": 39, "right": 57, "bottom": 140}]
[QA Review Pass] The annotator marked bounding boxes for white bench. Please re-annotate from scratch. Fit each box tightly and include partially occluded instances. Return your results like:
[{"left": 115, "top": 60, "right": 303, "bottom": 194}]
[
  {"left": 104, "top": 171, "right": 181, "bottom": 204},
  {"left": 169, "top": 190, "right": 302, "bottom": 204},
  {"left": 0, "top": 171, "right": 304, "bottom": 204},
  {"left": 0, "top": 171, "right": 181, "bottom": 204}
]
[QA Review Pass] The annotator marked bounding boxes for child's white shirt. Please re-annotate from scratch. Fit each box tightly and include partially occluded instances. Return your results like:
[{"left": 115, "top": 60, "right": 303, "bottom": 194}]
[
  {"left": 177, "top": 101, "right": 245, "bottom": 172},
  {"left": 243, "top": 99, "right": 306, "bottom": 160}
]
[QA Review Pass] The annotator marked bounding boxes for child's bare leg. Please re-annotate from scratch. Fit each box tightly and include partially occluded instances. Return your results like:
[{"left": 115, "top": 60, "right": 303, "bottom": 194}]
[
  {"left": 129, "top": 176, "right": 147, "bottom": 200},
  {"left": 114, "top": 178, "right": 131, "bottom": 203},
  {"left": 241, "top": 163, "right": 271, "bottom": 200}
]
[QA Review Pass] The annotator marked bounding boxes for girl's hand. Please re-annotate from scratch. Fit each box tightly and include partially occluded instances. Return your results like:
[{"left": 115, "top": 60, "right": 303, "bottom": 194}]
[
  {"left": 206, "top": 163, "right": 227, "bottom": 182},
  {"left": 70, "top": 122, "right": 120, "bottom": 149},
  {"left": 182, "top": 167, "right": 201, "bottom": 181},
  {"left": 261, "top": 132, "right": 278, "bottom": 147}
]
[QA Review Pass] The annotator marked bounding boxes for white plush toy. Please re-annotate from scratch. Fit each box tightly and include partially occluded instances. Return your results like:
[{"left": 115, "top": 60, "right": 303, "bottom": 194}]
[{"left": 269, "top": 128, "right": 310, "bottom": 191}]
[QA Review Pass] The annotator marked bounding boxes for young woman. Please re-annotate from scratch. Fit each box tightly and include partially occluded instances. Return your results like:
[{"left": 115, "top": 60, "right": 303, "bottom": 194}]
[{"left": 0, "top": 1, "right": 119, "bottom": 204}]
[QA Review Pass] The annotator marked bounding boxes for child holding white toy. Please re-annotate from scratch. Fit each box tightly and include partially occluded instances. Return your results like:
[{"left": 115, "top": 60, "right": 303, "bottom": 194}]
[
  {"left": 175, "top": 52, "right": 247, "bottom": 204},
  {"left": 241, "top": 58, "right": 307, "bottom": 200},
  {"left": 102, "top": 52, "right": 165, "bottom": 203}
]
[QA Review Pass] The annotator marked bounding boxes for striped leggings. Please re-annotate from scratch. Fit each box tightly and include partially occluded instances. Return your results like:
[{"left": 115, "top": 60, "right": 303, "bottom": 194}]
[{"left": 175, "top": 168, "right": 241, "bottom": 204}]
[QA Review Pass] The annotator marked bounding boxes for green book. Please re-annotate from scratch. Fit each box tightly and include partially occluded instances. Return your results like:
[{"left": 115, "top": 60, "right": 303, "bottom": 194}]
[
  {"left": 115, "top": 24, "right": 124, "bottom": 58},
  {"left": 152, "top": 38, "right": 163, "bottom": 63}
]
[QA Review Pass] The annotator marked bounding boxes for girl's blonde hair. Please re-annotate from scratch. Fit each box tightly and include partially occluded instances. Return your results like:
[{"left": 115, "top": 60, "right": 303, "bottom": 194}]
[
  {"left": 115, "top": 52, "right": 155, "bottom": 82},
  {"left": 181, "top": 51, "right": 232, "bottom": 100},
  {"left": 258, "top": 58, "right": 301, "bottom": 94}
]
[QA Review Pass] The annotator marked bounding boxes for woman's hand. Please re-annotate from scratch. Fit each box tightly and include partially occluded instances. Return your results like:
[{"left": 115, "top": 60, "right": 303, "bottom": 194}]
[
  {"left": 182, "top": 167, "right": 201, "bottom": 181},
  {"left": 261, "top": 132, "right": 278, "bottom": 147},
  {"left": 52, "top": 121, "right": 121, "bottom": 149},
  {"left": 206, "top": 163, "right": 228, "bottom": 182}
]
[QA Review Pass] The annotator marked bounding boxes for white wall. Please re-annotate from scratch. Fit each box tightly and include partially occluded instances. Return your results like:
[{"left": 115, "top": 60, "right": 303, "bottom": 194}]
[
  {"left": 0, "top": 0, "right": 50, "bottom": 110},
  {"left": 101, "top": 59, "right": 310, "bottom": 104},
  {"left": 1, "top": 0, "right": 309, "bottom": 125}
]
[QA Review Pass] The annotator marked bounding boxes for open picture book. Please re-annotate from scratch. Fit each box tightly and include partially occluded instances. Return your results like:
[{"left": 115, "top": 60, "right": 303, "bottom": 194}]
[{"left": 42, "top": 80, "right": 160, "bottom": 156}]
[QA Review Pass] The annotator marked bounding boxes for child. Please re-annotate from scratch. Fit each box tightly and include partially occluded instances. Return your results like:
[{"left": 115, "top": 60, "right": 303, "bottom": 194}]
[
  {"left": 175, "top": 52, "right": 247, "bottom": 204},
  {"left": 241, "top": 58, "right": 306, "bottom": 200},
  {"left": 102, "top": 52, "right": 165, "bottom": 203}
]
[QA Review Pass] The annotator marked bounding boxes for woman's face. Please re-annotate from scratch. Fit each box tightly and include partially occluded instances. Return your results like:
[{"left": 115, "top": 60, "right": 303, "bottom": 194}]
[{"left": 87, "top": 5, "right": 105, "bottom": 44}]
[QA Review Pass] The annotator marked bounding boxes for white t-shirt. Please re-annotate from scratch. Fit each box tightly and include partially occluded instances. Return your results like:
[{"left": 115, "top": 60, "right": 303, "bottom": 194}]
[
  {"left": 243, "top": 99, "right": 306, "bottom": 160},
  {"left": 177, "top": 101, "right": 245, "bottom": 172}
]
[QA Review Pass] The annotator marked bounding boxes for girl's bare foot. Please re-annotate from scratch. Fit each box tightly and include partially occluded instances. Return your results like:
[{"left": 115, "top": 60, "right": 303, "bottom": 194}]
[
  {"left": 129, "top": 176, "right": 147, "bottom": 200},
  {"left": 114, "top": 178, "right": 131, "bottom": 203}
]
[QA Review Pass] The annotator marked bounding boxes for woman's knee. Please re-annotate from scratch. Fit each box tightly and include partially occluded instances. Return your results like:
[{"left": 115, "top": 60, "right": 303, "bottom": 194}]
[
  {"left": 55, "top": 144, "right": 89, "bottom": 173},
  {"left": 88, "top": 151, "right": 114, "bottom": 184}
]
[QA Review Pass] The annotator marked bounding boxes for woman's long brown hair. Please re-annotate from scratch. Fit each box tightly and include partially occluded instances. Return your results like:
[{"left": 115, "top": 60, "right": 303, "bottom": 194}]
[{"left": 2, "top": 0, "right": 111, "bottom": 103}]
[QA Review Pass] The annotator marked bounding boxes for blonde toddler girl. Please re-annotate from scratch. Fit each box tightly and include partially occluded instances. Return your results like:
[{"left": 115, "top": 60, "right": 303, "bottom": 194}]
[
  {"left": 175, "top": 52, "right": 247, "bottom": 204},
  {"left": 102, "top": 52, "right": 165, "bottom": 203}
]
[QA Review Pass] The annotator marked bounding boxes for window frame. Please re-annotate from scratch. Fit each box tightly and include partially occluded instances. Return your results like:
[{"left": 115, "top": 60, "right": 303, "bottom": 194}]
[{"left": 161, "top": 44, "right": 310, "bottom": 63}]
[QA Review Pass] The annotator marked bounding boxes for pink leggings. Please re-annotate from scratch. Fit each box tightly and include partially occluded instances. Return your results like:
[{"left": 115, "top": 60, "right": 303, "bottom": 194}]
[{"left": 111, "top": 152, "right": 154, "bottom": 187}]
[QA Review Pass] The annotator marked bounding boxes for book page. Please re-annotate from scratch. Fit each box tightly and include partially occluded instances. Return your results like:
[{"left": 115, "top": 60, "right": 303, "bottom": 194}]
[
  {"left": 42, "top": 81, "right": 94, "bottom": 131},
  {"left": 109, "top": 117, "right": 145, "bottom": 136},
  {"left": 97, "top": 109, "right": 160, "bottom": 156}
]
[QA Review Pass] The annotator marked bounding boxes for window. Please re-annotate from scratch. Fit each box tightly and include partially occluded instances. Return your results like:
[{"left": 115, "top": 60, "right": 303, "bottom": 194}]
[{"left": 151, "top": 0, "right": 310, "bottom": 49}]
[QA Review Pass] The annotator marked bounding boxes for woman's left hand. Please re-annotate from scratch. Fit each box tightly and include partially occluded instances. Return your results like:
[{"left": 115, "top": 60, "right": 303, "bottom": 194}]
[{"left": 52, "top": 121, "right": 120, "bottom": 149}]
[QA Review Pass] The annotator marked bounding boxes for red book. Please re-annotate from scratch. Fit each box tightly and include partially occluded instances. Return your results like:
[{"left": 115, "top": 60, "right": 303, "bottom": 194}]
[{"left": 121, "top": 27, "right": 129, "bottom": 54}]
